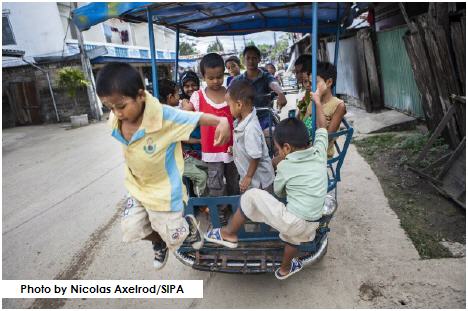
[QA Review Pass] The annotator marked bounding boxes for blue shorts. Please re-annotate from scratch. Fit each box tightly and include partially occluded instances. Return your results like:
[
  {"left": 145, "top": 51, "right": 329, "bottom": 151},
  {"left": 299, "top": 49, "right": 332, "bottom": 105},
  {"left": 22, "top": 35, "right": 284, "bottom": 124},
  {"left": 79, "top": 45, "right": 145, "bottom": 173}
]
[{"left": 258, "top": 114, "right": 272, "bottom": 130}]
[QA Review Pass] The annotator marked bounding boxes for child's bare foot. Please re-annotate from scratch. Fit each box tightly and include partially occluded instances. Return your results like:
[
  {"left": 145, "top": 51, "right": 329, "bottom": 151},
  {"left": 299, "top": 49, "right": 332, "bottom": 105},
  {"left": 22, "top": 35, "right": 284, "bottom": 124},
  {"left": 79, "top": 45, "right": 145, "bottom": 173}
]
[{"left": 199, "top": 206, "right": 209, "bottom": 214}]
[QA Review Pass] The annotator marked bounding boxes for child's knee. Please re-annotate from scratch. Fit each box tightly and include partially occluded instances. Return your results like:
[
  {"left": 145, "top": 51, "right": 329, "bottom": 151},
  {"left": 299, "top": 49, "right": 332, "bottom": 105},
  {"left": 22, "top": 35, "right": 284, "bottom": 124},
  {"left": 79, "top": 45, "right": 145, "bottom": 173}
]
[
  {"left": 148, "top": 211, "right": 189, "bottom": 250},
  {"left": 242, "top": 188, "right": 263, "bottom": 200}
]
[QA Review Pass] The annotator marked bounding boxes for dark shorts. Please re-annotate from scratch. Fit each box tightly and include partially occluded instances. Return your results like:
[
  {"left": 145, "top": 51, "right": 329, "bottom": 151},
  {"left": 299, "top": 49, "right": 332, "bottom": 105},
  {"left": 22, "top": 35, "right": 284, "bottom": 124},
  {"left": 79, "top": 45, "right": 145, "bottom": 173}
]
[{"left": 258, "top": 114, "right": 272, "bottom": 130}]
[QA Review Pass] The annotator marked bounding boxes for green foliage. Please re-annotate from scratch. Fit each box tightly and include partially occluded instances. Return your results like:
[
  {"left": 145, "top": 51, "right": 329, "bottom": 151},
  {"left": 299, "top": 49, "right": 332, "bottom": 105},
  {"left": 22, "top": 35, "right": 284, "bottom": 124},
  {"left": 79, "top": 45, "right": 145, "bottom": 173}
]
[
  {"left": 207, "top": 38, "right": 224, "bottom": 53},
  {"left": 257, "top": 43, "right": 272, "bottom": 58},
  {"left": 354, "top": 132, "right": 449, "bottom": 165},
  {"left": 271, "top": 35, "right": 289, "bottom": 61},
  {"left": 56, "top": 67, "right": 89, "bottom": 99},
  {"left": 396, "top": 133, "right": 428, "bottom": 154},
  {"left": 353, "top": 134, "right": 398, "bottom": 157},
  {"left": 179, "top": 41, "right": 197, "bottom": 56},
  {"left": 246, "top": 40, "right": 256, "bottom": 47}
]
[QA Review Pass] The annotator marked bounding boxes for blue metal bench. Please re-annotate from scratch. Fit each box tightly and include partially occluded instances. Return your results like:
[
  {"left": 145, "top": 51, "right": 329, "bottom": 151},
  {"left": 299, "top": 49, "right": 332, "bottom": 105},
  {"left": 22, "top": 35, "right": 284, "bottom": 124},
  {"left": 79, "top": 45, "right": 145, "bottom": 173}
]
[{"left": 175, "top": 119, "right": 353, "bottom": 273}]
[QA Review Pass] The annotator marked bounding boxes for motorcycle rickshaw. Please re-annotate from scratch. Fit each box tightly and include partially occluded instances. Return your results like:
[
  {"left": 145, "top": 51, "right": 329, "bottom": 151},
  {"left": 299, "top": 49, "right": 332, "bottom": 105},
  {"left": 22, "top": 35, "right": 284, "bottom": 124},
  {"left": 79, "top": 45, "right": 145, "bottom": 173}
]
[{"left": 73, "top": 2, "right": 361, "bottom": 273}]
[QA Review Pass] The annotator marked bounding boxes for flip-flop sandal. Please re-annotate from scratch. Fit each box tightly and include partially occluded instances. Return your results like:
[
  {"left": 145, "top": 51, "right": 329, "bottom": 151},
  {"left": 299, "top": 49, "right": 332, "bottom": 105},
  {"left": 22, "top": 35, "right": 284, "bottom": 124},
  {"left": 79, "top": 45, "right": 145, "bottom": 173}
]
[
  {"left": 204, "top": 228, "right": 238, "bottom": 248},
  {"left": 275, "top": 258, "right": 303, "bottom": 280}
]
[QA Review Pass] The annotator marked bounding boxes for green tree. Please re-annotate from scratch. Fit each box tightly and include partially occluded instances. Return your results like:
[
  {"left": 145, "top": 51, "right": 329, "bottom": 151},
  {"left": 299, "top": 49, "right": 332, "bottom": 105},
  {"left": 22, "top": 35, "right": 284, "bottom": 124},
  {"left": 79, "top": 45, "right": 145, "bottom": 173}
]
[
  {"left": 179, "top": 41, "right": 197, "bottom": 56},
  {"left": 56, "top": 67, "right": 89, "bottom": 109},
  {"left": 207, "top": 37, "right": 224, "bottom": 53},
  {"left": 257, "top": 43, "right": 272, "bottom": 59},
  {"left": 246, "top": 40, "right": 256, "bottom": 47},
  {"left": 271, "top": 35, "right": 289, "bottom": 62}
]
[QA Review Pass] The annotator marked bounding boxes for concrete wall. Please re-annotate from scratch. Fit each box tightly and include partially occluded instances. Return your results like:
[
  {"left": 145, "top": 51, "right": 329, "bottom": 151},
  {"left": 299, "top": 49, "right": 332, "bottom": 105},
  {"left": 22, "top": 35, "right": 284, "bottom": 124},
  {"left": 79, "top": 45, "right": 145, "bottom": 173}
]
[
  {"left": 2, "top": 2, "right": 65, "bottom": 57},
  {"left": 132, "top": 23, "right": 176, "bottom": 50},
  {"left": 68, "top": 3, "right": 176, "bottom": 52},
  {"left": 2, "top": 61, "right": 91, "bottom": 126},
  {"left": 3, "top": 2, "right": 176, "bottom": 58}
]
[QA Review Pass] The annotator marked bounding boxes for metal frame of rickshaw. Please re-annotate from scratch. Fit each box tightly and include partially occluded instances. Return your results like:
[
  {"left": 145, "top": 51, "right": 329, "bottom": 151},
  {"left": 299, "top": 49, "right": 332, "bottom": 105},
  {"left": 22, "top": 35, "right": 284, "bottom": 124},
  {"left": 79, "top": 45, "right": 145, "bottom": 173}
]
[
  {"left": 73, "top": 2, "right": 355, "bottom": 273},
  {"left": 170, "top": 3, "right": 354, "bottom": 273}
]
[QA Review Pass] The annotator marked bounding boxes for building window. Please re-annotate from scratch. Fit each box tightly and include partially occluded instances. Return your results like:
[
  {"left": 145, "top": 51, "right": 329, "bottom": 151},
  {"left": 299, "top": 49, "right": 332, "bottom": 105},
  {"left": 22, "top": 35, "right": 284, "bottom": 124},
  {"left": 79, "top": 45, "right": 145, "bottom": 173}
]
[{"left": 2, "top": 15, "right": 16, "bottom": 45}]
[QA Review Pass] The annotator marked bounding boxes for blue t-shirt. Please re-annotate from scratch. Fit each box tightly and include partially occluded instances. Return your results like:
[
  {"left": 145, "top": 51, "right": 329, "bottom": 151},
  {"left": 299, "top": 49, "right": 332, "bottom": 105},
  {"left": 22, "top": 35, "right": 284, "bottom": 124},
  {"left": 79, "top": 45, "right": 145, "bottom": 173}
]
[
  {"left": 233, "top": 70, "right": 276, "bottom": 119},
  {"left": 227, "top": 76, "right": 234, "bottom": 87},
  {"left": 183, "top": 126, "right": 201, "bottom": 157}
]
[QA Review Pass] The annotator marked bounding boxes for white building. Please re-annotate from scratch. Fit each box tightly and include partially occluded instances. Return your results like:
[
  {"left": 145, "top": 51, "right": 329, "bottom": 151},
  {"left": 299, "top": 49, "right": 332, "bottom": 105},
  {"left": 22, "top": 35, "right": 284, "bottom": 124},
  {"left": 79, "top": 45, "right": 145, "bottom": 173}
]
[
  {"left": 3, "top": 2, "right": 186, "bottom": 78},
  {"left": 2, "top": 2, "right": 195, "bottom": 127}
]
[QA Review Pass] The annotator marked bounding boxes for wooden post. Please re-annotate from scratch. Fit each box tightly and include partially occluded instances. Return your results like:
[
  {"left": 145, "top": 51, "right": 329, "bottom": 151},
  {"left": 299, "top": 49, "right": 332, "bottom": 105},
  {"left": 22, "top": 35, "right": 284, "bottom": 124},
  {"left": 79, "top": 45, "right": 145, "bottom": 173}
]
[
  {"left": 357, "top": 28, "right": 382, "bottom": 112},
  {"left": 420, "top": 14, "right": 461, "bottom": 147},
  {"left": 451, "top": 20, "right": 466, "bottom": 94},
  {"left": 414, "top": 103, "right": 457, "bottom": 163},
  {"left": 356, "top": 31, "right": 372, "bottom": 112},
  {"left": 361, "top": 28, "right": 382, "bottom": 110}
]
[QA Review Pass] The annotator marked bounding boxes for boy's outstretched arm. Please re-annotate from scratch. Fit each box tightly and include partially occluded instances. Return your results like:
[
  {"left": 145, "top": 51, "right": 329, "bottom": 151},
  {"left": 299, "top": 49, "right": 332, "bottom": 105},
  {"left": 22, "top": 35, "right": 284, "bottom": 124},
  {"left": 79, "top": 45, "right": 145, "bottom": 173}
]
[
  {"left": 269, "top": 81, "right": 287, "bottom": 108},
  {"left": 311, "top": 90, "right": 327, "bottom": 129},
  {"left": 199, "top": 113, "right": 231, "bottom": 146}
]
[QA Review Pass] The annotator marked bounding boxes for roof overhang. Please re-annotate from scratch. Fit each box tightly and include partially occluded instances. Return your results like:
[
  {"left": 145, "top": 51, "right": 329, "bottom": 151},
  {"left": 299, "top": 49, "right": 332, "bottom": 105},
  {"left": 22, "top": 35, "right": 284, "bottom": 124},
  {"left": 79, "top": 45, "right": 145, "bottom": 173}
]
[{"left": 72, "top": 2, "right": 368, "bottom": 37}]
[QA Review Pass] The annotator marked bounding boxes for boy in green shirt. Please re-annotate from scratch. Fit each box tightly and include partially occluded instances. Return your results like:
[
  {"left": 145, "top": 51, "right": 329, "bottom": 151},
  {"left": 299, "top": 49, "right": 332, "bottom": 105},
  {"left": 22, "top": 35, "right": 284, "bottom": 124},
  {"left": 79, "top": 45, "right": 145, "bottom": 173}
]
[{"left": 205, "top": 89, "right": 328, "bottom": 279}]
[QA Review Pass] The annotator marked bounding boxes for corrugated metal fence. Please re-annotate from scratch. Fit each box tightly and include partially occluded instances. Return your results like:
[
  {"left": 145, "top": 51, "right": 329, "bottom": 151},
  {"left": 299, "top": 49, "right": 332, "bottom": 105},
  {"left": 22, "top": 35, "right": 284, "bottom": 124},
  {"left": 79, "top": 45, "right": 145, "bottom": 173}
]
[
  {"left": 327, "top": 36, "right": 362, "bottom": 100},
  {"left": 376, "top": 26, "right": 424, "bottom": 118}
]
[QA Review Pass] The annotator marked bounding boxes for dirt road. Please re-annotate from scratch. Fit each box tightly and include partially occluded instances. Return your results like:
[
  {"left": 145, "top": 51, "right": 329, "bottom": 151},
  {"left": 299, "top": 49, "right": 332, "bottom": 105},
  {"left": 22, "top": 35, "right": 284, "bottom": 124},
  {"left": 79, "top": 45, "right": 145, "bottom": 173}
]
[{"left": 2, "top": 121, "right": 465, "bottom": 308}]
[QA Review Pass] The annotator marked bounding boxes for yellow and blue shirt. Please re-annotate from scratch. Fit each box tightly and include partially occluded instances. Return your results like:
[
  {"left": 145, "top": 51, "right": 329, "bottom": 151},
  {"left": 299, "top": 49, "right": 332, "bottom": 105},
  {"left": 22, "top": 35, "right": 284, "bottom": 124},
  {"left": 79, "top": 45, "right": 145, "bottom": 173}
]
[{"left": 110, "top": 91, "right": 202, "bottom": 212}]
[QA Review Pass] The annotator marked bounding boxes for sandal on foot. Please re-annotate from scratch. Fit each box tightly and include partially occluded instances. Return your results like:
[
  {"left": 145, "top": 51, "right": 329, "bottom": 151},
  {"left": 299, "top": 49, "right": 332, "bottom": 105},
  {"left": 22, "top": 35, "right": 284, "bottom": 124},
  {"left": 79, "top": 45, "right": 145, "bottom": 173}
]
[
  {"left": 275, "top": 258, "right": 303, "bottom": 280},
  {"left": 204, "top": 228, "right": 238, "bottom": 248}
]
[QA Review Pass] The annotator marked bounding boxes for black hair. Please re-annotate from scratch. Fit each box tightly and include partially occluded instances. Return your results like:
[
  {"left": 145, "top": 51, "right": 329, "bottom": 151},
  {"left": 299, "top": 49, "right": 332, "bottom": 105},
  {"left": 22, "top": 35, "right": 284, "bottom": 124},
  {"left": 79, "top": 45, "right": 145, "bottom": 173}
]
[
  {"left": 179, "top": 70, "right": 200, "bottom": 99},
  {"left": 227, "top": 79, "right": 255, "bottom": 105},
  {"left": 199, "top": 53, "right": 225, "bottom": 76},
  {"left": 294, "top": 54, "right": 312, "bottom": 73},
  {"left": 158, "top": 79, "right": 177, "bottom": 103},
  {"left": 273, "top": 118, "right": 309, "bottom": 149},
  {"left": 294, "top": 54, "right": 311, "bottom": 67},
  {"left": 225, "top": 55, "right": 241, "bottom": 67},
  {"left": 96, "top": 62, "right": 144, "bottom": 99},
  {"left": 266, "top": 63, "right": 276, "bottom": 71},
  {"left": 317, "top": 61, "right": 337, "bottom": 87},
  {"left": 243, "top": 45, "right": 261, "bottom": 58}
]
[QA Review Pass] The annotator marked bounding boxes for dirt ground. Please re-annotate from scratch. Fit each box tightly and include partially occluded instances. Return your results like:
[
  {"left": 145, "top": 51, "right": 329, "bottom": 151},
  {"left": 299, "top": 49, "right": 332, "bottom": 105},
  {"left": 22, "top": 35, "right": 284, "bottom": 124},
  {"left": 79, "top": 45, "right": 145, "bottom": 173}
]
[
  {"left": 354, "top": 130, "right": 466, "bottom": 259},
  {"left": 3, "top": 122, "right": 465, "bottom": 309}
]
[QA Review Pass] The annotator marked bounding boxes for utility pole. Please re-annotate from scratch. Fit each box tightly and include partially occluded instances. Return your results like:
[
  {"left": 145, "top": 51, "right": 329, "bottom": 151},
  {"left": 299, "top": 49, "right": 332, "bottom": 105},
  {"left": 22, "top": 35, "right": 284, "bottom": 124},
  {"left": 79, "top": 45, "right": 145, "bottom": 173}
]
[
  {"left": 273, "top": 31, "right": 277, "bottom": 47},
  {"left": 232, "top": 36, "right": 237, "bottom": 53},
  {"left": 72, "top": 2, "right": 102, "bottom": 121},
  {"left": 243, "top": 35, "right": 247, "bottom": 48}
]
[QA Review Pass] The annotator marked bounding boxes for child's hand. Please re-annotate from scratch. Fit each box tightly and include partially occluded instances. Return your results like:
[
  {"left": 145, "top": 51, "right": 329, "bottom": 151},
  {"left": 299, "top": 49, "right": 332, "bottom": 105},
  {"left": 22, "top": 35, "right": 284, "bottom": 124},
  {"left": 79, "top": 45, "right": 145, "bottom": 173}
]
[
  {"left": 239, "top": 176, "right": 252, "bottom": 193},
  {"left": 227, "top": 146, "right": 233, "bottom": 155},
  {"left": 311, "top": 88, "right": 322, "bottom": 105},
  {"left": 272, "top": 155, "right": 284, "bottom": 170},
  {"left": 214, "top": 117, "right": 231, "bottom": 146}
]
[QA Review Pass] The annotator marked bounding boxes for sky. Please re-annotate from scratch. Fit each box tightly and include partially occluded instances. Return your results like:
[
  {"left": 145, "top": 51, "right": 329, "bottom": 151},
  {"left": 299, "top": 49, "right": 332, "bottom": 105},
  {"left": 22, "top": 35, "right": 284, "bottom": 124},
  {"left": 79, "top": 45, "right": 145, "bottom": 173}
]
[{"left": 180, "top": 31, "right": 290, "bottom": 54}]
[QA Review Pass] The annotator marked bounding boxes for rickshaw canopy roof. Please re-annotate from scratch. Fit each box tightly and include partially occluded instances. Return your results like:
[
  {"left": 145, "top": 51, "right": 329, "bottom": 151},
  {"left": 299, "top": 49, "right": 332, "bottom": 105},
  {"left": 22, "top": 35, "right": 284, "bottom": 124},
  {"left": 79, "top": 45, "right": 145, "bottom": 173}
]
[{"left": 72, "top": 2, "right": 365, "bottom": 36}]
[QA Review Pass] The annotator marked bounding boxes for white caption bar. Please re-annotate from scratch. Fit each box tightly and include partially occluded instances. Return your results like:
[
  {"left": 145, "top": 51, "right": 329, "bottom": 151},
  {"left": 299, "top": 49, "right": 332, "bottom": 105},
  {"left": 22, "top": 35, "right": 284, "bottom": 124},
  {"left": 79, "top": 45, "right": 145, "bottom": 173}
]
[{"left": 2, "top": 280, "right": 203, "bottom": 299}]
